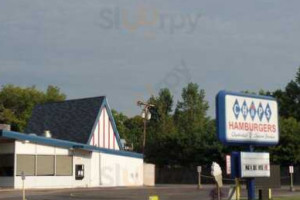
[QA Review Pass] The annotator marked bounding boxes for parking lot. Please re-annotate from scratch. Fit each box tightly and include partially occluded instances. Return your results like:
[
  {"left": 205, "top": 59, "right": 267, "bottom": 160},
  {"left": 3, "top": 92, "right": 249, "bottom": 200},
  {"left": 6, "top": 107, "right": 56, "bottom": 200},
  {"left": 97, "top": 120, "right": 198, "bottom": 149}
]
[{"left": 1, "top": 185, "right": 300, "bottom": 200}]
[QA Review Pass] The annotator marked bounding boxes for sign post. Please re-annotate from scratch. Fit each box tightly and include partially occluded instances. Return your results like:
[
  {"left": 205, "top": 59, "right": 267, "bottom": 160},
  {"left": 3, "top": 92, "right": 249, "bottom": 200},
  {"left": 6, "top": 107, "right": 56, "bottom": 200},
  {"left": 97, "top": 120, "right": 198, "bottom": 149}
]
[
  {"left": 289, "top": 166, "right": 295, "bottom": 192},
  {"left": 197, "top": 166, "right": 202, "bottom": 189},
  {"left": 21, "top": 171, "right": 26, "bottom": 200},
  {"left": 247, "top": 146, "right": 255, "bottom": 200},
  {"left": 216, "top": 91, "right": 279, "bottom": 200}
]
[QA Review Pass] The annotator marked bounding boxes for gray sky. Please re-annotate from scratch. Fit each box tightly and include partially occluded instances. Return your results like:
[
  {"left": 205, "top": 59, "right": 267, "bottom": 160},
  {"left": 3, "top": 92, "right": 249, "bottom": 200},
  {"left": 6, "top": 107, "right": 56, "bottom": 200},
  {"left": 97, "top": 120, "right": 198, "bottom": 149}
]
[{"left": 0, "top": 0, "right": 299, "bottom": 117}]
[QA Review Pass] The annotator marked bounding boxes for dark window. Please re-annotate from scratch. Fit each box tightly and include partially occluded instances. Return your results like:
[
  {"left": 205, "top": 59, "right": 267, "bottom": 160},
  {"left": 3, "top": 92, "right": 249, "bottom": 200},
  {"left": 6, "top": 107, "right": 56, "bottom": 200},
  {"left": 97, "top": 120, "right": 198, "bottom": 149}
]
[{"left": 0, "top": 154, "right": 14, "bottom": 176}]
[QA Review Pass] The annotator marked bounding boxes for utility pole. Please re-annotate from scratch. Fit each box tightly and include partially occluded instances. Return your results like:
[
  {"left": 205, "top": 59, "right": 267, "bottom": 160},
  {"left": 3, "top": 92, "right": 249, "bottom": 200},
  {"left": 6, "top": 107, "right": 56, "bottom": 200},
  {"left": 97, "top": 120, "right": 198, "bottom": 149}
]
[{"left": 137, "top": 101, "right": 154, "bottom": 154}]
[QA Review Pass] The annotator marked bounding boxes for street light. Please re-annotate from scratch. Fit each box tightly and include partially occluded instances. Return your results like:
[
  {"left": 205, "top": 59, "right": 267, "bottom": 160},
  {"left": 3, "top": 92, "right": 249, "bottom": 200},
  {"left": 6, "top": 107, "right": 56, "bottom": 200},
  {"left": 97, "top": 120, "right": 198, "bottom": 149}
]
[{"left": 137, "top": 101, "right": 154, "bottom": 154}]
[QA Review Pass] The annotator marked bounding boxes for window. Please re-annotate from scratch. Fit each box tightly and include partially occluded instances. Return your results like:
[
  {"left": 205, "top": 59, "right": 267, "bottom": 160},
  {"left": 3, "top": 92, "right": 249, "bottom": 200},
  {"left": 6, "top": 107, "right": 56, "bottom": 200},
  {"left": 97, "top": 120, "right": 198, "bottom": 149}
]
[
  {"left": 56, "top": 155, "right": 73, "bottom": 176},
  {"left": 75, "top": 165, "right": 84, "bottom": 180},
  {"left": 17, "top": 155, "right": 35, "bottom": 176},
  {"left": 0, "top": 154, "right": 14, "bottom": 176},
  {"left": 37, "top": 155, "right": 55, "bottom": 176}
]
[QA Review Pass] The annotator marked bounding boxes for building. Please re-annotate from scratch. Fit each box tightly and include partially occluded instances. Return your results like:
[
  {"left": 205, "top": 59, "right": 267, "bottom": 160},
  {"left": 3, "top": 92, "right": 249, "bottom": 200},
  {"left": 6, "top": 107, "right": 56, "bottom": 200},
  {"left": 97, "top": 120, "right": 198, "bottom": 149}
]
[{"left": 0, "top": 96, "right": 144, "bottom": 189}]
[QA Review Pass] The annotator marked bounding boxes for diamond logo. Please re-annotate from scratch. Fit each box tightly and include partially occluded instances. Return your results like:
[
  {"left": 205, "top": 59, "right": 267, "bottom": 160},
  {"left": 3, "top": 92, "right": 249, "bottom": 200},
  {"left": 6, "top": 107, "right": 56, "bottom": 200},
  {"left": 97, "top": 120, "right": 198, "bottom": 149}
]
[
  {"left": 241, "top": 100, "right": 248, "bottom": 120},
  {"left": 265, "top": 103, "right": 272, "bottom": 122},
  {"left": 232, "top": 99, "right": 240, "bottom": 119},
  {"left": 249, "top": 101, "right": 256, "bottom": 121},
  {"left": 257, "top": 102, "right": 264, "bottom": 121}
]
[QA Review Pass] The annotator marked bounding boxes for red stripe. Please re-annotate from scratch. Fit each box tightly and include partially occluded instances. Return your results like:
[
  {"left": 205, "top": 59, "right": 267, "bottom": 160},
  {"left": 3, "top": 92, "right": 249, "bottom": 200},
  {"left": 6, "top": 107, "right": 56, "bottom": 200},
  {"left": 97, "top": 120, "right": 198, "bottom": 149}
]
[
  {"left": 98, "top": 121, "right": 100, "bottom": 147},
  {"left": 103, "top": 109, "right": 105, "bottom": 148},
  {"left": 108, "top": 121, "right": 110, "bottom": 149}
]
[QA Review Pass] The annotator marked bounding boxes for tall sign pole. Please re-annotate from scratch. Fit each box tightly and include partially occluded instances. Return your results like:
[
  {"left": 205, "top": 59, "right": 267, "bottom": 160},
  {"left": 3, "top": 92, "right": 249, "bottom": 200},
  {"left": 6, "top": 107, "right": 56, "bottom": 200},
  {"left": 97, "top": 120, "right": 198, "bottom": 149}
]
[
  {"left": 137, "top": 101, "right": 155, "bottom": 154},
  {"left": 216, "top": 91, "right": 279, "bottom": 200},
  {"left": 247, "top": 146, "right": 255, "bottom": 200}
]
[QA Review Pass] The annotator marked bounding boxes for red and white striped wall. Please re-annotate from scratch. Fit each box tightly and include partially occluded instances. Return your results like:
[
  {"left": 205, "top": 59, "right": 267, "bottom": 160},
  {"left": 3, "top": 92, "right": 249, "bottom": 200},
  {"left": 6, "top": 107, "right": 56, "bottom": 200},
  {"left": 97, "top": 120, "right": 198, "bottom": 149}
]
[{"left": 89, "top": 107, "right": 120, "bottom": 150}]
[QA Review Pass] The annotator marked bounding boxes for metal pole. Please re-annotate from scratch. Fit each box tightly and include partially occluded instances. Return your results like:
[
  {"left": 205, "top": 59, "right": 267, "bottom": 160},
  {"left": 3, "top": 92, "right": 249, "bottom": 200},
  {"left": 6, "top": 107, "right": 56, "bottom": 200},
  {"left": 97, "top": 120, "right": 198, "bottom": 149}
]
[
  {"left": 236, "top": 178, "right": 241, "bottom": 200},
  {"left": 247, "top": 178, "right": 255, "bottom": 200},
  {"left": 198, "top": 172, "right": 202, "bottom": 189},
  {"left": 290, "top": 172, "right": 295, "bottom": 192},
  {"left": 142, "top": 117, "right": 147, "bottom": 154},
  {"left": 22, "top": 179, "right": 25, "bottom": 200},
  {"left": 217, "top": 184, "right": 221, "bottom": 200},
  {"left": 247, "top": 145, "right": 255, "bottom": 200}
]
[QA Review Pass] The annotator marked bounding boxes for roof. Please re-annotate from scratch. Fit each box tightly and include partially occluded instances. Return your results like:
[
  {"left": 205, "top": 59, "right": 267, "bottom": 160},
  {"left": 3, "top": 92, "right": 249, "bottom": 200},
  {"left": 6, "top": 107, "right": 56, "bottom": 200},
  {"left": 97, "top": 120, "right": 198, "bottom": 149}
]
[
  {"left": 0, "top": 130, "right": 143, "bottom": 159},
  {"left": 25, "top": 96, "right": 105, "bottom": 144}
]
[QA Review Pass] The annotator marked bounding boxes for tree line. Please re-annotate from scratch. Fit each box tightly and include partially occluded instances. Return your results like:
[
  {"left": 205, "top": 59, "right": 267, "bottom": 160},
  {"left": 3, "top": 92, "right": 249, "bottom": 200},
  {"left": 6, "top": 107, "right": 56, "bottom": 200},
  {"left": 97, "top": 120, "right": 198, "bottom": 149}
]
[{"left": 1, "top": 68, "right": 300, "bottom": 167}]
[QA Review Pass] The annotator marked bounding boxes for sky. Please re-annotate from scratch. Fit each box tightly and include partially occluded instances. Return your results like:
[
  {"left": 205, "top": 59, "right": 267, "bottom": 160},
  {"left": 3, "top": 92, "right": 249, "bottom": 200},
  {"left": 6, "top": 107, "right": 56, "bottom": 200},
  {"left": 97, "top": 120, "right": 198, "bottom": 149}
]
[{"left": 0, "top": 0, "right": 299, "bottom": 117}]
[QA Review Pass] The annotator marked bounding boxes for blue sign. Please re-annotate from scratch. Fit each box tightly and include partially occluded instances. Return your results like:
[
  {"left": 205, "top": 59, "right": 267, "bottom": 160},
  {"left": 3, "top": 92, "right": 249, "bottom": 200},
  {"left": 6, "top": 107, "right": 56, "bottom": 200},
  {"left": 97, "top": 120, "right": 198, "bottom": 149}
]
[{"left": 216, "top": 91, "right": 279, "bottom": 146}]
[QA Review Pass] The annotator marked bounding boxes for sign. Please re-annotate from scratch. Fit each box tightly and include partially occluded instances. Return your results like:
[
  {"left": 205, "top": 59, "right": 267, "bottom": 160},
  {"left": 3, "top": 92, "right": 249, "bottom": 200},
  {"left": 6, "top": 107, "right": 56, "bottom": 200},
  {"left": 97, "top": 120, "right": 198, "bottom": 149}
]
[
  {"left": 21, "top": 171, "right": 25, "bottom": 181},
  {"left": 226, "top": 155, "right": 231, "bottom": 175},
  {"left": 216, "top": 91, "right": 279, "bottom": 145},
  {"left": 289, "top": 166, "right": 294, "bottom": 174},
  {"left": 240, "top": 152, "right": 270, "bottom": 178},
  {"left": 197, "top": 166, "right": 202, "bottom": 173}
]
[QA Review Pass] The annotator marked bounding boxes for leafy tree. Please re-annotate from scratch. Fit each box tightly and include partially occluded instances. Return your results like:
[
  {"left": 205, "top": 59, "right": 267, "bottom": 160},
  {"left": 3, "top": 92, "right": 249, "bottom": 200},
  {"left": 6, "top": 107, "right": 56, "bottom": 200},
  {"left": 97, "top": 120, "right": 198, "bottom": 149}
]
[
  {"left": 148, "top": 88, "right": 176, "bottom": 137},
  {"left": 0, "top": 84, "right": 66, "bottom": 131},
  {"left": 172, "top": 83, "right": 214, "bottom": 166},
  {"left": 111, "top": 109, "right": 129, "bottom": 139},
  {"left": 269, "top": 117, "right": 300, "bottom": 165},
  {"left": 273, "top": 67, "right": 300, "bottom": 120},
  {"left": 174, "top": 83, "right": 209, "bottom": 135},
  {"left": 144, "top": 88, "right": 177, "bottom": 164},
  {"left": 123, "top": 116, "right": 144, "bottom": 152}
]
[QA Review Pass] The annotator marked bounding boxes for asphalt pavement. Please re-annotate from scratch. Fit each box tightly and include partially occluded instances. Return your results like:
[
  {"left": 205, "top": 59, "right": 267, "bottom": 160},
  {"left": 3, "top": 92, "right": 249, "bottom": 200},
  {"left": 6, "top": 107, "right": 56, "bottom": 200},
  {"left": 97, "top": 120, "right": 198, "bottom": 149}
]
[{"left": 1, "top": 185, "right": 300, "bottom": 200}]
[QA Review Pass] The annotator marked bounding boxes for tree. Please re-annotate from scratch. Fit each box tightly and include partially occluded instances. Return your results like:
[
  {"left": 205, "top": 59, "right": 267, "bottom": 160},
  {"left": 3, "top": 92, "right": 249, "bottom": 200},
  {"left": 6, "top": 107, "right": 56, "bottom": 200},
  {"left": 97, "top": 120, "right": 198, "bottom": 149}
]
[
  {"left": 272, "top": 67, "right": 300, "bottom": 120},
  {"left": 269, "top": 117, "right": 300, "bottom": 165},
  {"left": 147, "top": 88, "right": 176, "bottom": 137},
  {"left": 123, "top": 116, "right": 144, "bottom": 152},
  {"left": 111, "top": 109, "right": 129, "bottom": 139},
  {"left": 144, "top": 88, "right": 178, "bottom": 164},
  {"left": 174, "top": 83, "right": 209, "bottom": 135},
  {"left": 0, "top": 84, "right": 66, "bottom": 131},
  {"left": 172, "top": 83, "right": 213, "bottom": 166}
]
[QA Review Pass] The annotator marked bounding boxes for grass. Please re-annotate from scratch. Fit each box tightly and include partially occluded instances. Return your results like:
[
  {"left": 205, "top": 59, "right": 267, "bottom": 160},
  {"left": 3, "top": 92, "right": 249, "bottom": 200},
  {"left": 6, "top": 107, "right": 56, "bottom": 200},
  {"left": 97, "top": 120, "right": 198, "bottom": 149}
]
[{"left": 274, "top": 197, "right": 300, "bottom": 200}]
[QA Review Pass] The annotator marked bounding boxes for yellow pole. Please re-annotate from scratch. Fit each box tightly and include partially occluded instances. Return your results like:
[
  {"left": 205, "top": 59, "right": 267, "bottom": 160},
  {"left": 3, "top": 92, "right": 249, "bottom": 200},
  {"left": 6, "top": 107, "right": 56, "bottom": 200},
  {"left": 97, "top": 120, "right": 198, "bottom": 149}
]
[
  {"left": 235, "top": 178, "right": 241, "bottom": 200},
  {"left": 269, "top": 188, "right": 272, "bottom": 200}
]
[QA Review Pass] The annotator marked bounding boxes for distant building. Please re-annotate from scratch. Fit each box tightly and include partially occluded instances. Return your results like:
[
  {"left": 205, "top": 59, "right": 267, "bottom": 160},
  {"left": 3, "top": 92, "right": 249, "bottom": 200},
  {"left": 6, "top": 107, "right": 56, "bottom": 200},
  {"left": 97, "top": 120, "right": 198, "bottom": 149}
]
[{"left": 0, "top": 96, "right": 143, "bottom": 189}]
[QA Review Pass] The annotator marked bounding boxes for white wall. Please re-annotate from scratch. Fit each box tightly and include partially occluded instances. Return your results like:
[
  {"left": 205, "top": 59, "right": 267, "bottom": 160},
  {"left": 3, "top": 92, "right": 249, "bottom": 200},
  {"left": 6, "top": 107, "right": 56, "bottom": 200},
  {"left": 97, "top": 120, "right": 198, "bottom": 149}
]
[
  {"left": 143, "top": 163, "right": 155, "bottom": 186},
  {"left": 14, "top": 141, "right": 92, "bottom": 189},
  {"left": 1, "top": 141, "right": 143, "bottom": 189},
  {"left": 72, "top": 150, "right": 91, "bottom": 188},
  {"left": 90, "top": 152, "right": 100, "bottom": 187},
  {"left": 100, "top": 153, "right": 143, "bottom": 186}
]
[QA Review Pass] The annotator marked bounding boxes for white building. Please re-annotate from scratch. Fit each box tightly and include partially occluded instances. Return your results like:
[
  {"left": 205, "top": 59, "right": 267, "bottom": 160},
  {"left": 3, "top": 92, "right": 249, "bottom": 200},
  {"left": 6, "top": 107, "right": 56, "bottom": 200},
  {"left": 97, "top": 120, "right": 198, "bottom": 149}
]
[{"left": 0, "top": 96, "right": 144, "bottom": 189}]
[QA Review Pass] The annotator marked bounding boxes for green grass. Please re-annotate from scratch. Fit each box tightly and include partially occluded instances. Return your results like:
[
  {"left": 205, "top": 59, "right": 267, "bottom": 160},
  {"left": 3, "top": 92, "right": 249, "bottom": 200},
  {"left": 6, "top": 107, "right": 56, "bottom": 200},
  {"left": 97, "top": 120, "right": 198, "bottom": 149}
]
[{"left": 274, "top": 197, "right": 300, "bottom": 200}]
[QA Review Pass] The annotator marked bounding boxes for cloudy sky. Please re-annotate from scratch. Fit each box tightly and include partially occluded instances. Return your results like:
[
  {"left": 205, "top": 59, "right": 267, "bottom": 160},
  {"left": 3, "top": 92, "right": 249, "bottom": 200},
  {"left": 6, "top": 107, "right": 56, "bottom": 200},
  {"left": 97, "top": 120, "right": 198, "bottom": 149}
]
[{"left": 0, "top": 0, "right": 299, "bottom": 116}]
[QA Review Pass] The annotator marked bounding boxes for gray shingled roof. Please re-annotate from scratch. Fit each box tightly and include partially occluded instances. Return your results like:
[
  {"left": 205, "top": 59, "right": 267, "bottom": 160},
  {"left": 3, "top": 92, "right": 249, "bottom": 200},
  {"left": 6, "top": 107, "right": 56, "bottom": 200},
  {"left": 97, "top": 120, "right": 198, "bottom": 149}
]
[{"left": 25, "top": 96, "right": 105, "bottom": 144}]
